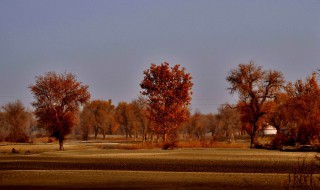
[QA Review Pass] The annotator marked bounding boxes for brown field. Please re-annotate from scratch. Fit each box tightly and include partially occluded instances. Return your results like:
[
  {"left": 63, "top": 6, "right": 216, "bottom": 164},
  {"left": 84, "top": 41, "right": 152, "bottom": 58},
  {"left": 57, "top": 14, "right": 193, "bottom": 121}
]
[{"left": 0, "top": 140, "right": 319, "bottom": 189}]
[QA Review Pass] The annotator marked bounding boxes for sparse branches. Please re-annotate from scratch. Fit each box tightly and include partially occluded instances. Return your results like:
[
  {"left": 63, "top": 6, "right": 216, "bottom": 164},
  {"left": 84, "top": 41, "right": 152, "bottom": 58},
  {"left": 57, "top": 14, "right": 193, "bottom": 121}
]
[{"left": 227, "top": 62, "right": 284, "bottom": 148}]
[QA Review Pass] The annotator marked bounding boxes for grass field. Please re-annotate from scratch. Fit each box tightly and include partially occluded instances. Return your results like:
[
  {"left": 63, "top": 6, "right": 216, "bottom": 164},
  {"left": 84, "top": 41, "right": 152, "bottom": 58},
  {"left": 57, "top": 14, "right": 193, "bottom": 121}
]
[{"left": 0, "top": 140, "right": 319, "bottom": 189}]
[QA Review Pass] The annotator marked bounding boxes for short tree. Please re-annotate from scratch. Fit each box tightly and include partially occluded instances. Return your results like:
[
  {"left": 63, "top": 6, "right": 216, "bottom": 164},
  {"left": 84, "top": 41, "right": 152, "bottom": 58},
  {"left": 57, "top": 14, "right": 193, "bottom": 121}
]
[
  {"left": 216, "top": 104, "right": 241, "bottom": 142},
  {"left": 1, "top": 100, "right": 30, "bottom": 142},
  {"left": 131, "top": 96, "right": 149, "bottom": 141},
  {"left": 227, "top": 62, "right": 284, "bottom": 148},
  {"left": 140, "top": 62, "right": 193, "bottom": 144},
  {"left": 29, "top": 71, "right": 90, "bottom": 150},
  {"left": 115, "top": 102, "right": 134, "bottom": 138}
]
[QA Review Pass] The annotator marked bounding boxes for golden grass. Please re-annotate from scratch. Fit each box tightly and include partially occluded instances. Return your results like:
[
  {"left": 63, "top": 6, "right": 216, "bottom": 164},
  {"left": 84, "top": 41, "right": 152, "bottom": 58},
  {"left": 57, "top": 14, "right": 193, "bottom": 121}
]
[
  {"left": 99, "top": 140, "right": 250, "bottom": 150},
  {"left": 177, "top": 140, "right": 249, "bottom": 149},
  {"left": 31, "top": 137, "right": 57, "bottom": 143}
]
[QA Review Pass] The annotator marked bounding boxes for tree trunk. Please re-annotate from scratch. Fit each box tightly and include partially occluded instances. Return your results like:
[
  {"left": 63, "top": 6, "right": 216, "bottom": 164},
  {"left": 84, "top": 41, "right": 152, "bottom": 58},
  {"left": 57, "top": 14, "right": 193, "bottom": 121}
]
[
  {"left": 59, "top": 138, "right": 64, "bottom": 151},
  {"left": 94, "top": 126, "right": 99, "bottom": 139},
  {"left": 125, "top": 129, "right": 128, "bottom": 138},
  {"left": 163, "top": 132, "right": 167, "bottom": 143},
  {"left": 250, "top": 130, "right": 257, "bottom": 148}
]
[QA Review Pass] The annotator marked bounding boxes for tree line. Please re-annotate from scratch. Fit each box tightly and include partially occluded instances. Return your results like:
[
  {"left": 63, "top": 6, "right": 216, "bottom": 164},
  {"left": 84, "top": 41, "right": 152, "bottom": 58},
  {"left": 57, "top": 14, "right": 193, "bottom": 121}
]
[{"left": 0, "top": 61, "right": 319, "bottom": 150}]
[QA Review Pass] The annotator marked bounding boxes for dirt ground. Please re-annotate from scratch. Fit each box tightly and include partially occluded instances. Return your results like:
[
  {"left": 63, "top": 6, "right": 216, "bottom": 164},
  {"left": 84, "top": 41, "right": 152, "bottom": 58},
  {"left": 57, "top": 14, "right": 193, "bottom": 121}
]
[{"left": 0, "top": 141, "right": 319, "bottom": 189}]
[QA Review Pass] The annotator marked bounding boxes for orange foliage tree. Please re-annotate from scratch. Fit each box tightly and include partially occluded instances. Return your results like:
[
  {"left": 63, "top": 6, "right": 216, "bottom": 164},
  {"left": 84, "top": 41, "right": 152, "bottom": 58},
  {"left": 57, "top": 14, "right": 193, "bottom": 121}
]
[
  {"left": 140, "top": 62, "right": 193, "bottom": 144},
  {"left": 284, "top": 73, "right": 320, "bottom": 144},
  {"left": 227, "top": 62, "right": 284, "bottom": 148},
  {"left": 29, "top": 72, "right": 90, "bottom": 150}
]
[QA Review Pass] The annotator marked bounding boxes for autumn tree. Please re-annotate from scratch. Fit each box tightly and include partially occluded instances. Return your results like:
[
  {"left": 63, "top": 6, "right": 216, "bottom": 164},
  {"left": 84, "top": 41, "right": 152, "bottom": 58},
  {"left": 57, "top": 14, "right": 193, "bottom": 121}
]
[
  {"left": 29, "top": 71, "right": 90, "bottom": 150},
  {"left": 0, "top": 112, "right": 8, "bottom": 142},
  {"left": 140, "top": 62, "right": 193, "bottom": 145},
  {"left": 265, "top": 93, "right": 289, "bottom": 131},
  {"left": 283, "top": 73, "right": 320, "bottom": 144},
  {"left": 1, "top": 100, "right": 30, "bottom": 142},
  {"left": 227, "top": 61, "right": 284, "bottom": 148},
  {"left": 216, "top": 104, "right": 241, "bottom": 142},
  {"left": 131, "top": 96, "right": 149, "bottom": 141},
  {"left": 115, "top": 102, "right": 134, "bottom": 138},
  {"left": 205, "top": 113, "right": 219, "bottom": 141},
  {"left": 183, "top": 110, "right": 208, "bottom": 141},
  {"left": 81, "top": 100, "right": 116, "bottom": 139},
  {"left": 79, "top": 106, "right": 94, "bottom": 141}
]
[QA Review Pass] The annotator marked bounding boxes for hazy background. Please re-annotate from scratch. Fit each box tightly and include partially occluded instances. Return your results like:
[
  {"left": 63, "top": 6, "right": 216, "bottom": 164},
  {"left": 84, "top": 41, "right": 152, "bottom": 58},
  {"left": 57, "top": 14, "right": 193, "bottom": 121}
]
[{"left": 0, "top": 0, "right": 319, "bottom": 113}]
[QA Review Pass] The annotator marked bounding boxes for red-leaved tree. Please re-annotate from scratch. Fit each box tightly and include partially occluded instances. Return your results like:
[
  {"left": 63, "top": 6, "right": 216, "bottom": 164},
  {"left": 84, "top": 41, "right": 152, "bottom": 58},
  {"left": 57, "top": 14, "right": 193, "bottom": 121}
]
[
  {"left": 29, "top": 71, "right": 90, "bottom": 150},
  {"left": 140, "top": 62, "right": 193, "bottom": 145}
]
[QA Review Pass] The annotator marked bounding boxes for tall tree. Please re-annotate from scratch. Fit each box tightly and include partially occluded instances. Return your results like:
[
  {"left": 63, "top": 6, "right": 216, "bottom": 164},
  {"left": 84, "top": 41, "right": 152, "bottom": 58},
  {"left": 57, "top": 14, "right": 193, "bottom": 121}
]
[
  {"left": 227, "top": 62, "right": 284, "bottom": 148},
  {"left": 29, "top": 71, "right": 90, "bottom": 150},
  {"left": 140, "top": 62, "right": 193, "bottom": 144}
]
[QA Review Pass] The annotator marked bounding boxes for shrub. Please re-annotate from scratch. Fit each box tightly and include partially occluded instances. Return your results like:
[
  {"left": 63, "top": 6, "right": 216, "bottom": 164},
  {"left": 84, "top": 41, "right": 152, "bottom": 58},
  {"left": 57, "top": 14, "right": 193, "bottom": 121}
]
[
  {"left": 162, "top": 141, "right": 177, "bottom": 150},
  {"left": 272, "top": 133, "right": 296, "bottom": 149},
  {"left": 5, "top": 132, "right": 29, "bottom": 143}
]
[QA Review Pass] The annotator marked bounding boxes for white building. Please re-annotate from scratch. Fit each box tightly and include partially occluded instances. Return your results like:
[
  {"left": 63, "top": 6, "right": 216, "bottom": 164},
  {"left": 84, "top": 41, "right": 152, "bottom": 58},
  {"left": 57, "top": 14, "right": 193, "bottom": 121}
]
[{"left": 263, "top": 125, "right": 277, "bottom": 135}]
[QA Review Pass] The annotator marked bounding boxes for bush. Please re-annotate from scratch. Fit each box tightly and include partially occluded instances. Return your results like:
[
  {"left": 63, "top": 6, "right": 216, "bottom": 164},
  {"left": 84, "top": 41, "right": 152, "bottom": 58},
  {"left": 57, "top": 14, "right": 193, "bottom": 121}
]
[
  {"left": 162, "top": 141, "right": 177, "bottom": 150},
  {"left": 272, "top": 133, "right": 296, "bottom": 149},
  {"left": 5, "top": 132, "right": 29, "bottom": 143}
]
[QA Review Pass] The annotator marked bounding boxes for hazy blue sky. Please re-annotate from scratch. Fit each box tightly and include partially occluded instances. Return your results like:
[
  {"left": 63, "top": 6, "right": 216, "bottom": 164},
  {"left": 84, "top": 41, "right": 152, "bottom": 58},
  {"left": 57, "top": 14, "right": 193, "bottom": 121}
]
[{"left": 0, "top": 0, "right": 319, "bottom": 113}]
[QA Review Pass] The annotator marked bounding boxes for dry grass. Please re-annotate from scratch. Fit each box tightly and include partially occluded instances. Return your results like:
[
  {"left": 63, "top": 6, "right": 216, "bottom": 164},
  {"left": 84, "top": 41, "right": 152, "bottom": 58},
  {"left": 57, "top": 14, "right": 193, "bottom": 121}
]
[
  {"left": 0, "top": 170, "right": 289, "bottom": 190},
  {"left": 177, "top": 140, "right": 249, "bottom": 149},
  {"left": 98, "top": 140, "right": 249, "bottom": 150}
]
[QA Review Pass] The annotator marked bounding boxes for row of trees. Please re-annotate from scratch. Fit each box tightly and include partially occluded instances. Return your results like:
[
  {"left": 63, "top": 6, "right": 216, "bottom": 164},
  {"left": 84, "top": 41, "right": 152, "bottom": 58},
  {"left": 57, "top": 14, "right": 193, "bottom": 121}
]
[
  {"left": 1, "top": 61, "right": 319, "bottom": 150},
  {"left": 79, "top": 97, "right": 148, "bottom": 141},
  {"left": 0, "top": 98, "right": 241, "bottom": 146}
]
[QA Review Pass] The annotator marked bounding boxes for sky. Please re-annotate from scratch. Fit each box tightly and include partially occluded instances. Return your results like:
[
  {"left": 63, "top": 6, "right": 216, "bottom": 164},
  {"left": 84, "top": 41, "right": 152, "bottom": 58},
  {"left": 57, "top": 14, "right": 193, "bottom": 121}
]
[{"left": 0, "top": 0, "right": 319, "bottom": 113}]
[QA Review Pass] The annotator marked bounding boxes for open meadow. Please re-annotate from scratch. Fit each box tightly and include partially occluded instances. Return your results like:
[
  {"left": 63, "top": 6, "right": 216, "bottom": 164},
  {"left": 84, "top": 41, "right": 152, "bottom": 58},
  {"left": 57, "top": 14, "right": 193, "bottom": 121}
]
[{"left": 0, "top": 139, "right": 319, "bottom": 189}]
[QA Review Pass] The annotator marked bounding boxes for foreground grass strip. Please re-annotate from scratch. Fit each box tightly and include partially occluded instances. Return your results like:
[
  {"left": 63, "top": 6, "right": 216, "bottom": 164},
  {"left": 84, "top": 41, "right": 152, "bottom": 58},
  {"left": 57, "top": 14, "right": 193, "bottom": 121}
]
[{"left": 0, "top": 170, "right": 290, "bottom": 190}]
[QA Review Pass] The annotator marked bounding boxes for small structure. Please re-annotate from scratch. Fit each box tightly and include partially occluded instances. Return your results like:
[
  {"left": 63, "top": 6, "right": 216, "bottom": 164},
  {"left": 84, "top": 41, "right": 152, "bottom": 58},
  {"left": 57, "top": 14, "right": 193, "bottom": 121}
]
[{"left": 263, "top": 125, "right": 277, "bottom": 135}]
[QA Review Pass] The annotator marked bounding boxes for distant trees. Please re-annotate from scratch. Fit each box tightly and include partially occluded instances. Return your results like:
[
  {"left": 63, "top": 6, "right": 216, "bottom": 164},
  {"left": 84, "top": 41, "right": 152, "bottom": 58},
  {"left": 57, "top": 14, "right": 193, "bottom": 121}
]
[
  {"left": 81, "top": 100, "right": 116, "bottom": 140},
  {"left": 131, "top": 96, "right": 149, "bottom": 141},
  {"left": 183, "top": 110, "right": 207, "bottom": 141},
  {"left": 227, "top": 62, "right": 284, "bottom": 148},
  {"left": 216, "top": 104, "right": 241, "bottom": 143},
  {"left": 0, "top": 100, "right": 31, "bottom": 142},
  {"left": 140, "top": 62, "right": 193, "bottom": 145},
  {"left": 115, "top": 102, "right": 134, "bottom": 138},
  {"left": 29, "top": 71, "right": 90, "bottom": 150}
]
